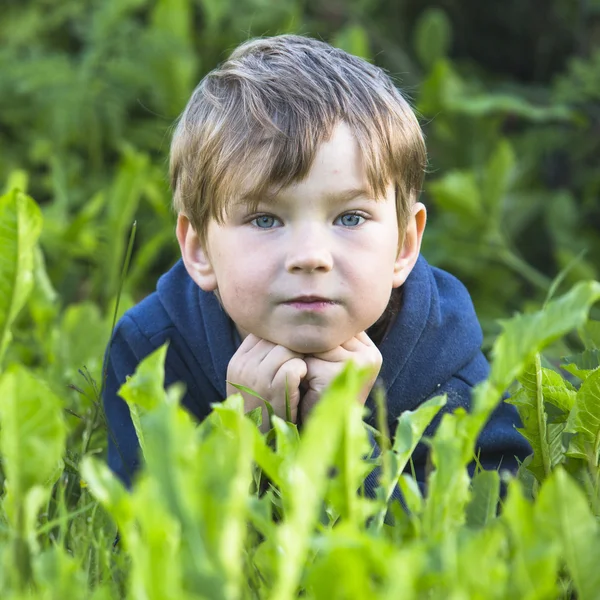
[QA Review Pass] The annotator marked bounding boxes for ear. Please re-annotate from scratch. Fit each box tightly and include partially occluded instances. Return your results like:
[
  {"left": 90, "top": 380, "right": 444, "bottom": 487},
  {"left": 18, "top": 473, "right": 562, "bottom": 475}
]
[
  {"left": 392, "top": 202, "right": 427, "bottom": 288},
  {"left": 176, "top": 214, "right": 218, "bottom": 292}
]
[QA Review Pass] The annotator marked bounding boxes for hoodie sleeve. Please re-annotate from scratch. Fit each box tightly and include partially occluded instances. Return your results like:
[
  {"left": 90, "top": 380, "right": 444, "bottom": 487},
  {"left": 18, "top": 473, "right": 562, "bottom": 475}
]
[
  {"left": 102, "top": 315, "right": 155, "bottom": 488},
  {"left": 408, "top": 368, "right": 533, "bottom": 488}
]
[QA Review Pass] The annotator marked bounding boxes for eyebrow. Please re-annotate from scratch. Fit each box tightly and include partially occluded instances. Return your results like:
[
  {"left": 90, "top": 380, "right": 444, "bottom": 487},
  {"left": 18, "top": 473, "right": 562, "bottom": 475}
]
[{"left": 239, "top": 187, "right": 372, "bottom": 206}]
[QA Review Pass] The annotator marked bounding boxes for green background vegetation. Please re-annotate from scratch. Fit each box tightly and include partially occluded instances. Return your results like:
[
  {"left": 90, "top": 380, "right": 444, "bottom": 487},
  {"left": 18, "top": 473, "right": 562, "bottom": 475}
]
[{"left": 1, "top": 0, "right": 600, "bottom": 597}]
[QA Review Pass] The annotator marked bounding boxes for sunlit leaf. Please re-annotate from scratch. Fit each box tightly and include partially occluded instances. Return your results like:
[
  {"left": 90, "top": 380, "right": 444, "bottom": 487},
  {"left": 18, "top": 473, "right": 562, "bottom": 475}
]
[
  {"left": 489, "top": 281, "right": 600, "bottom": 394},
  {"left": 536, "top": 469, "right": 600, "bottom": 600},
  {"left": 465, "top": 470, "right": 500, "bottom": 528},
  {"left": 0, "top": 189, "right": 43, "bottom": 365},
  {"left": 414, "top": 7, "right": 452, "bottom": 68},
  {"left": 502, "top": 480, "right": 560, "bottom": 599},
  {"left": 0, "top": 365, "right": 66, "bottom": 524},
  {"left": 565, "top": 368, "right": 600, "bottom": 463}
]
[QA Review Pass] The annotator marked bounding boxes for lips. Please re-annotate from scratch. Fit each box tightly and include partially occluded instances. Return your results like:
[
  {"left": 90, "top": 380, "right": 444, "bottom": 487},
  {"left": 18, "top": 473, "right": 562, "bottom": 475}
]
[{"left": 285, "top": 295, "right": 335, "bottom": 303}]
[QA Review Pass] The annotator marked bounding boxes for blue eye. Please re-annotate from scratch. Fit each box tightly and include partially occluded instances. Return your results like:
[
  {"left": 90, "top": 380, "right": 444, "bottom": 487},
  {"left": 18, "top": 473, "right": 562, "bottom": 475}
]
[
  {"left": 337, "top": 212, "right": 365, "bottom": 227},
  {"left": 251, "top": 215, "right": 280, "bottom": 229}
]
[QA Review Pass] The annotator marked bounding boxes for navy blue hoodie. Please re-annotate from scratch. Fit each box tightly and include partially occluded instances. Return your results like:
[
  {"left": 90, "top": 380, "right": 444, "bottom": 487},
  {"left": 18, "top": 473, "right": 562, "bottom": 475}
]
[{"left": 102, "top": 255, "right": 530, "bottom": 490}]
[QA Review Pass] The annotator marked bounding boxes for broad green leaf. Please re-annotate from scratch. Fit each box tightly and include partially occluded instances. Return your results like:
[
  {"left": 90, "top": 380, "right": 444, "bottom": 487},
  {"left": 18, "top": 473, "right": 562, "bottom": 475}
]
[
  {"left": 541, "top": 368, "right": 577, "bottom": 413},
  {"left": 489, "top": 281, "right": 600, "bottom": 395},
  {"left": 3, "top": 170, "right": 28, "bottom": 194},
  {"left": 270, "top": 362, "right": 373, "bottom": 600},
  {"left": 483, "top": 139, "right": 515, "bottom": 219},
  {"left": 428, "top": 170, "right": 482, "bottom": 222},
  {"left": 465, "top": 470, "right": 500, "bottom": 528},
  {"left": 271, "top": 415, "right": 300, "bottom": 462},
  {"left": 150, "top": 0, "right": 197, "bottom": 115},
  {"left": 304, "top": 523, "right": 399, "bottom": 598},
  {"left": 565, "top": 368, "right": 600, "bottom": 463},
  {"left": 579, "top": 320, "right": 600, "bottom": 349},
  {"left": 397, "top": 474, "right": 424, "bottom": 517},
  {"left": 332, "top": 24, "right": 371, "bottom": 59},
  {"left": 118, "top": 342, "right": 169, "bottom": 411},
  {"left": 0, "top": 189, "right": 43, "bottom": 365},
  {"left": 127, "top": 479, "right": 186, "bottom": 600},
  {"left": 57, "top": 301, "right": 109, "bottom": 382},
  {"left": 562, "top": 349, "right": 600, "bottom": 380},
  {"left": 0, "top": 365, "right": 66, "bottom": 525},
  {"left": 79, "top": 456, "right": 134, "bottom": 527},
  {"left": 33, "top": 546, "right": 89, "bottom": 600},
  {"left": 502, "top": 480, "right": 560, "bottom": 599},
  {"left": 422, "top": 410, "right": 473, "bottom": 541},
  {"left": 136, "top": 400, "right": 220, "bottom": 595},
  {"left": 371, "top": 395, "right": 445, "bottom": 529},
  {"left": 414, "top": 8, "right": 452, "bottom": 68},
  {"left": 118, "top": 343, "right": 170, "bottom": 458},
  {"left": 452, "top": 526, "right": 508, "bottom": 598},
  {"left": 418, "top": 59, "right": 466, "bottom": 116},
  {"left": 536, "top": 469, "right": 600, "bottom": 600},
  {"left": 509, "top": 358, "right": 551, "bottom": 482},
  {"left": 201, "top": 396, "right": 256, "bottom": 598},
  {"left": 449, "top": 93, "right": 574, "bottom": 121},
  {"left": 252, "top": 426, "right": 286, "bottom": 491}
]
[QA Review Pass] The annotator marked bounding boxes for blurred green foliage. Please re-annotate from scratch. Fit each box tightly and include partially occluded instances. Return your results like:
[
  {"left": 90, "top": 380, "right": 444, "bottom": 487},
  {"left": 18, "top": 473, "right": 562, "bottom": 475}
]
[{"left": 1, "top": 0, "right": 599, "bottom": 350}]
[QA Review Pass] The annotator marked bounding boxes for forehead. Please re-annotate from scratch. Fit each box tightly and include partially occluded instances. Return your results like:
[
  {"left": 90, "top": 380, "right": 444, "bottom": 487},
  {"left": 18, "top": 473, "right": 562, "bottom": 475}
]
[{"left": 232, "top": 123, "right": 386, "bottom": 205}]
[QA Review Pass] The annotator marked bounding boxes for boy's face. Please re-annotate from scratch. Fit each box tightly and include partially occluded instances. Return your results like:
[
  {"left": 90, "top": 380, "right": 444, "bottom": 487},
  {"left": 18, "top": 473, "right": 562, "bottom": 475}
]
[{"left": 179, "top": 122, "right": 426, "bottom": 354}]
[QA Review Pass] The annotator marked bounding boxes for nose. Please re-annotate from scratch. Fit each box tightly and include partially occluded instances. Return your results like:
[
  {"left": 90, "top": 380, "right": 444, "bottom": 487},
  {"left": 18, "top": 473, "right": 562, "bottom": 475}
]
[{"left": 284, "top": 226, "right": 333, "bottom": 273}]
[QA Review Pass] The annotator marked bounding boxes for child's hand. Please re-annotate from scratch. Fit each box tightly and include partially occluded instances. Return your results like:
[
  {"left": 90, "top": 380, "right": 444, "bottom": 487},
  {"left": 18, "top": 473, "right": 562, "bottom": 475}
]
[
  {"left": 226, "top": 334, "right": 307, "bottom": 433},
  {"left": 300, "top": 331, "right": 382, "bottom": 425}
]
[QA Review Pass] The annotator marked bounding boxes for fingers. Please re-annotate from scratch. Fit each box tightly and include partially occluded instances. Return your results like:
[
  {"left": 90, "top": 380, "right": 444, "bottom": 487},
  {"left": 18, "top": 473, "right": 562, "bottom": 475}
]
[
  {"left": 226, "top": 336, "right": 307, "bottom": 427},
  {"left": 272, "top": 357, "right": 308, "bottom": 393}
]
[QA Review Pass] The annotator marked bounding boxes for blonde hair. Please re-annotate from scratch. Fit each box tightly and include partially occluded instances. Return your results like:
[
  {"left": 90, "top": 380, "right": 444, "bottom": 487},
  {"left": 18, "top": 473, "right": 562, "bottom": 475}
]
[{"left": 170, "top": 34, "right": 427, "bottom": 249}]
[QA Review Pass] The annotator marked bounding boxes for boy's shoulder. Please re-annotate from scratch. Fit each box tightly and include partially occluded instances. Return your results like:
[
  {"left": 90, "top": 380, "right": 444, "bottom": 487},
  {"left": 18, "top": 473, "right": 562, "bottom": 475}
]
[
  {"left": 110, "top": 259, "right": 235, "bottom": 399},
  {"left": 117, "top": 259, "right": 220, "bottom": 338}
]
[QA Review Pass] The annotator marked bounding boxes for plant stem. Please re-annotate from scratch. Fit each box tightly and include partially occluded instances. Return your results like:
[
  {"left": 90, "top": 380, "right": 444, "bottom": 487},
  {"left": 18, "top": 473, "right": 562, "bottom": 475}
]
[{"left": 498, "top": 247, "right": 552, "bottom": 292}]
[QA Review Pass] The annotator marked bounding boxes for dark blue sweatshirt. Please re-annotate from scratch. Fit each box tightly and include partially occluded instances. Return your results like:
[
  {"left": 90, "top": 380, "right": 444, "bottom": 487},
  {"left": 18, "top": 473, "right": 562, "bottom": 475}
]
[{"left": 102, "top": 255, "right": 530, "bottom": 489}]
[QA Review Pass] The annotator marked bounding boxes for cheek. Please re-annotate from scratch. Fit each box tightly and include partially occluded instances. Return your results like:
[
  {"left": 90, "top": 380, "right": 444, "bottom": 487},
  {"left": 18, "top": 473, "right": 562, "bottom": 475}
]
[{"left": 217, "top": 258, "right": 271, "bottom": 315}]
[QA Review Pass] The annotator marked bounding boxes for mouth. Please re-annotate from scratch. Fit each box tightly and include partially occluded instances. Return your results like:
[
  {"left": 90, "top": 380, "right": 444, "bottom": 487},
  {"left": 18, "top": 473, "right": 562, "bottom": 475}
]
[
  {"left": 283, "top": 296, "right": 338, "bottom": 312},
  {"left": 284, "top": 295, "right": 336, "bottom": 304}
]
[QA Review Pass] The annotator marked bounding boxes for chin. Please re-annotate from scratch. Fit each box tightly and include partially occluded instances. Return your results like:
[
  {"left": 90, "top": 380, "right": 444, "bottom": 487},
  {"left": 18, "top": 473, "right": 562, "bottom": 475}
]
[{"left": 274, "top": 331, "right": 347, "bottom": 355}]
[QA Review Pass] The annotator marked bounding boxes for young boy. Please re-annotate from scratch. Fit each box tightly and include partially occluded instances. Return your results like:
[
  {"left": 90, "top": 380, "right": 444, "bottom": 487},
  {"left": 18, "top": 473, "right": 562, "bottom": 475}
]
[{"left": 103, "top": 35, "right": 530, "bottom": 491}]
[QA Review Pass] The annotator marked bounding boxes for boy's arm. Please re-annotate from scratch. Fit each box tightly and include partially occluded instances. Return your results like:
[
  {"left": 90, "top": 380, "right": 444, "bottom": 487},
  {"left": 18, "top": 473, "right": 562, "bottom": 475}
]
[
  {"left": 406, "top": 373, "right": 532, "bottom": 488},
  {"left": 102, "top": 315, "right": 155, "bottom": 488}
]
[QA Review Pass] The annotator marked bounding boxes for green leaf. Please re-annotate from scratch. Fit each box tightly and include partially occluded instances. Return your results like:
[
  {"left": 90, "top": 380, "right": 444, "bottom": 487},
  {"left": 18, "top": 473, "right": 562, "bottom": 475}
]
[
  {"left": 562, "top": 349, "right": 600, "bottom": 380},
  {"left": 565, "top": 368, "right": 600, "bottom": 463},
  {"left": 510, "top": 357, "right": 551, "bottom": 482},
  {"left": 414, "top": 8, "right": 452, "bottom": 68},
  {"left": 428, "top": 170, "right": 482, "bottom": 222},
  {"left": 80, "top": 456, "right": 134, "bottom": 526},
  {"left": 372, "top": 394, "right": 445, "bottom": 529},
  {"left": 502, "top": 480, "right": 560, "bottom": 599},
  {"left": 541, "top": 368, "right": 577, "bottom": 413},
  {"left": 465, "top": 470, "right": 500, "bottom": 528},
  {"left": 270, "top": 362, "right": 373, "bottom": 599},
  {"left": 332, "top": 24, "right": 371, "bottom": 59},
  {"left": 579, "top": 320, "right": 600, "bottom": 349},
  {"left": 422, "top": 410, "right": 473, "bottom": 541},
  {"left": 118, "top": 343, "right": 169, "bottom": 411},
  {"left": 0, "top": 365, "right": 66, "bottom": 526},
  {"left": 449, "top": 93, "right": 574, "bottom": 121},
  {"left": 483, "top": 139, "right": 515, "bottom": 219},
  {"left": 536, "top": 469, "right": 600, "bottom": 600},
  {"left": 489, "top": 281, "right": 600, "bottom": 394},
  {"left": 0, "top": 189, "right": 43, "bottom": 365}
]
